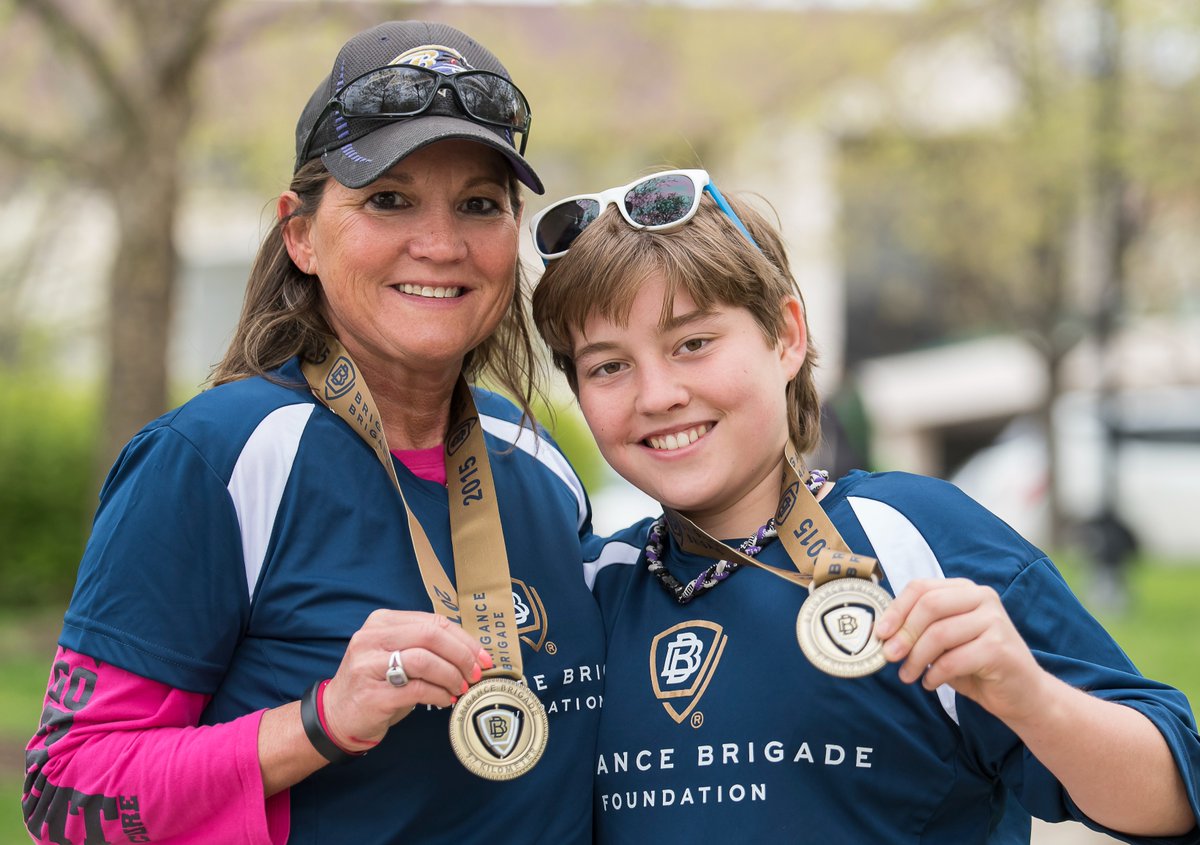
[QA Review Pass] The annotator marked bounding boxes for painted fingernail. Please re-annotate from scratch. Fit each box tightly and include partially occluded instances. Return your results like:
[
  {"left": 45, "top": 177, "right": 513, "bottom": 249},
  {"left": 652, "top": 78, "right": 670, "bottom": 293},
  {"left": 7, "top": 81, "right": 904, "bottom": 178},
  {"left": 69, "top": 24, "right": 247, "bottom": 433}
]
[
  {"left": 460, "top": 680, "right": 470, "bottom": 695},
  {"left": 477, "top": 649, "right": 494, "bottom": 669},
  {"left": 471, "top": 664, "right": 482, "bottom": 683},
  {"left": 450, "top": 695, "right": 458, "bottom": 705}
]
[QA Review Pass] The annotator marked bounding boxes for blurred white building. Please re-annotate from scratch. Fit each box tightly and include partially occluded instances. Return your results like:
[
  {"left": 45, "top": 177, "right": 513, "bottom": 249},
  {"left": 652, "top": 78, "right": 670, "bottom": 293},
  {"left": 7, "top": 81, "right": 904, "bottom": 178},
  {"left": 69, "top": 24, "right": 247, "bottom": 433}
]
[{"left": 858, "top": 325, "right": 1200, "bottom": 557}]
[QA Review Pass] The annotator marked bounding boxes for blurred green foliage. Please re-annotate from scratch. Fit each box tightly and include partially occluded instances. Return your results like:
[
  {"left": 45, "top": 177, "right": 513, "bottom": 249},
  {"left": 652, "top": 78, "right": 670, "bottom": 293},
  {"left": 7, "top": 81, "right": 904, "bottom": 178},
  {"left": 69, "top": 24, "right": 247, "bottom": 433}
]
[
  {"left": 1054, "top": 553, "right": 1200, "bottom": 705},
  {"left": 0, "top": 372, "right": 96, "bottom": 610}
]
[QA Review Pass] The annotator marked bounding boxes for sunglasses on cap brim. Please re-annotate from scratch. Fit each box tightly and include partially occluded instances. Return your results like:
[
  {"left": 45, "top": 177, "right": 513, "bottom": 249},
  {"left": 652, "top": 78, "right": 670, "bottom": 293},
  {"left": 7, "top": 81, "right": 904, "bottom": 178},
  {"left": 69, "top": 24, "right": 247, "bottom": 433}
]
[
  {"left": 529, "top": 169, "right": 760, "bottom": 263},
  {"left": 300, "top": 64, "right": 532, "bottom": 163}
]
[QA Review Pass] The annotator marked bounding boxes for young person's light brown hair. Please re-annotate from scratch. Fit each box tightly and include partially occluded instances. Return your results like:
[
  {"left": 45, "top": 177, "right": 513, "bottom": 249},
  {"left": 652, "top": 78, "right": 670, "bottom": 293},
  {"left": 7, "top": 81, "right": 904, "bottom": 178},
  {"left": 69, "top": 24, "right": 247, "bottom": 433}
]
[{"left": 531, "top": 191, "right": 822, "bottom": 455}]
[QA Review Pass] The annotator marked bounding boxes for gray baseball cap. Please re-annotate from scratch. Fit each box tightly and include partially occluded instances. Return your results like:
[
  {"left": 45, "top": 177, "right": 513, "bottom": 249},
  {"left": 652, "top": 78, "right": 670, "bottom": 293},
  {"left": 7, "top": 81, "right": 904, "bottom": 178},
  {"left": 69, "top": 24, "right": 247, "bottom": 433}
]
[{"left": 294, "top": 20, "right": 542, "bottom": 193}]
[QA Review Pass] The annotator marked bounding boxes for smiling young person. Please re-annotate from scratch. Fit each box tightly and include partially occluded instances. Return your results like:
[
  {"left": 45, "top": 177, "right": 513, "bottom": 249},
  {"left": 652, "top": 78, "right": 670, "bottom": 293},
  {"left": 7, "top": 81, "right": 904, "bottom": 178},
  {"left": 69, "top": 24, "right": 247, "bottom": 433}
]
[
  {"left": 531, "top": 170, "right": 1200, "bottom": 843},
  {"left": 23, "top": 22, "right": 605, "bottom": 845}
]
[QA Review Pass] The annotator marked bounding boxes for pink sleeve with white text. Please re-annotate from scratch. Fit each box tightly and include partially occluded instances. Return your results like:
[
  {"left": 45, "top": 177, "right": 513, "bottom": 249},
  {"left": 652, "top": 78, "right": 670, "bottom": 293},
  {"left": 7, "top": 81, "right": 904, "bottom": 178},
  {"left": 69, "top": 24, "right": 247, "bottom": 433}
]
[{"left": 22, "top": 648, "right": 289, "bottom": 845}]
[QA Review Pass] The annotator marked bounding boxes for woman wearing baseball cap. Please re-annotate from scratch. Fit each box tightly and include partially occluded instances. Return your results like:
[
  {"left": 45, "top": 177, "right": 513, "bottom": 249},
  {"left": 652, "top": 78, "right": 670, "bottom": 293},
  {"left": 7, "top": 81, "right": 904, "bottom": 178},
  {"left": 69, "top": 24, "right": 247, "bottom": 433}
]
[{"left": 24, "top": 21, "right": 602, "bottom": 844}]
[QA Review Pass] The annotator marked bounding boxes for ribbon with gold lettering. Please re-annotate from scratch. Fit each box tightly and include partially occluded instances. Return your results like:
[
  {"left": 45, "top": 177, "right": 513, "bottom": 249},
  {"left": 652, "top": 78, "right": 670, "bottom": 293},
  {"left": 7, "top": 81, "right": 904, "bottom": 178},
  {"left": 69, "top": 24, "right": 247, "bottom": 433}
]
[
  {"left": 662, "top": 440, "right": 890, "bottom": 677},
  {"left": 301, "top": 337, "right": 547, "bottom": 776},
  {"left": 663, "top": 441, "right": 880, "bottom": 588}
]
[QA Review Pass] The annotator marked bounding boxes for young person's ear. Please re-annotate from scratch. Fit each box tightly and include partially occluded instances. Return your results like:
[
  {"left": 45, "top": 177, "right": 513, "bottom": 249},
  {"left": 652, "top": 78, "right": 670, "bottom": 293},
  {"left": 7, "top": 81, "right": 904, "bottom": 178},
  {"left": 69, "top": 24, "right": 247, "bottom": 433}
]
[
  {"left": 778, "top": 296, "right": 808, "bottom": 380},
  {"left": 278, "top": 192, "right": 317, "bottom": 276}
]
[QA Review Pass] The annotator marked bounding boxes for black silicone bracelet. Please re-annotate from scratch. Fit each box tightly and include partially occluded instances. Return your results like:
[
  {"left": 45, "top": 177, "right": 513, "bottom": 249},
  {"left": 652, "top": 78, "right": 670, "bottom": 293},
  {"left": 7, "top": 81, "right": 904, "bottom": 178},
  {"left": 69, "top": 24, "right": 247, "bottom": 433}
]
[{"left": 300, "top": 680, "right": 363, "bottom": 764}]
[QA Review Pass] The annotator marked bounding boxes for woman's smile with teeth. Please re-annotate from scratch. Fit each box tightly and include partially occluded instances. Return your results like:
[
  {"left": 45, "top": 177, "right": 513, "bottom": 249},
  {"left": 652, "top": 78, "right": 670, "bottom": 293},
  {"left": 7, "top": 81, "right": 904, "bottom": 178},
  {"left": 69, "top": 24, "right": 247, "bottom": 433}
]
[
  {"left": 398, "top": 283, "right": 463, "bottom": 299},
  {"left": 646, "top": 424, "right": 710, "bottom": 452}
]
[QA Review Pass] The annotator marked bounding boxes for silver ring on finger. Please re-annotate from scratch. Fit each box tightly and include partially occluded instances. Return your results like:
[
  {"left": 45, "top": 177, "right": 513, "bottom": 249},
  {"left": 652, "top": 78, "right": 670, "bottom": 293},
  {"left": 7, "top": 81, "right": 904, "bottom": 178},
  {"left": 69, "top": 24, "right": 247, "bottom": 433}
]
[{"left": 386, "top": 649, "right": 409, "bottom": 687}]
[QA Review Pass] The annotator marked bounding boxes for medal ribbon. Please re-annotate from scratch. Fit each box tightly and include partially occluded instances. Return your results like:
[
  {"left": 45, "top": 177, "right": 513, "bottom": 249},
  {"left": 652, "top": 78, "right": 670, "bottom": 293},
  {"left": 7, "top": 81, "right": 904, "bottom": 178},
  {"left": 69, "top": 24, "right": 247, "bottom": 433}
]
[
  {"left": 662, "top": 441, "right": 880, "bottom": 590},
  {"left": 301, "top": 337, "right": 522, "bottom": 682}
]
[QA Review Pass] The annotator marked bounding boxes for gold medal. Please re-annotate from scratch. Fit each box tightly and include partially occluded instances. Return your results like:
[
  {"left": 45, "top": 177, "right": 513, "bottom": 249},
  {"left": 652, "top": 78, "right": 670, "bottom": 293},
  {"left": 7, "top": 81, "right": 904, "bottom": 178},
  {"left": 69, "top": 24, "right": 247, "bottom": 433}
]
[
  {"left": 796, "top": 578, "right": 891, "bottom": 678},
  {"left": 449, "top": 677, "right": 548, "bottom": 781},
  {"left": 304, "top": 343, "right": 545, "bottom": 776}
]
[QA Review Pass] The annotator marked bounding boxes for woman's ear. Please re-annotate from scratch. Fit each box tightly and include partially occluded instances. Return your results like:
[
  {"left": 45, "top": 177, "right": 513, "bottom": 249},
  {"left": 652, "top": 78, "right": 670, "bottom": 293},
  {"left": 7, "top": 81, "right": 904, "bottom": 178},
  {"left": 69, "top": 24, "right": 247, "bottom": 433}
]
[
  {"left": 278, "top": 192, "right": 316, "bottom": 276},
  {"left": 778, "top": 296, "right": 808, "bottom": 380}
]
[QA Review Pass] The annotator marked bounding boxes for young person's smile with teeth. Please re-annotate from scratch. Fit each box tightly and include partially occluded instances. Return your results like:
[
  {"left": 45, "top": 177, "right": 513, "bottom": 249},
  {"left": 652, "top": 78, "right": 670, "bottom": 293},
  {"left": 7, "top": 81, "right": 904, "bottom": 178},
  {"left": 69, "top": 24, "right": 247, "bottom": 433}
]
[
  {"left": 572, "top": 273, "right": 806, "bottom": 537},
  {"left": 645, "top": 424, "right": 710, "bottom": 451}
]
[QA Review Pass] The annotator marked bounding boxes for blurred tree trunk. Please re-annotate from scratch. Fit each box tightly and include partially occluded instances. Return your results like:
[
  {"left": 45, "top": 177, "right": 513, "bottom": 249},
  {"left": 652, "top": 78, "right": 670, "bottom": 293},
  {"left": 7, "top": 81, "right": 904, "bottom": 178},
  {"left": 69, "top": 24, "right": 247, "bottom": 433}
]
[
  {"left": 1015, "top": 2, "right": 1075, "bottom": 549},
  {"left": 1088, "top": 0, "right": 1141, "bottom": 601},
  {"left": 9, "top": 0, "right": 225, "bottom": 483}
]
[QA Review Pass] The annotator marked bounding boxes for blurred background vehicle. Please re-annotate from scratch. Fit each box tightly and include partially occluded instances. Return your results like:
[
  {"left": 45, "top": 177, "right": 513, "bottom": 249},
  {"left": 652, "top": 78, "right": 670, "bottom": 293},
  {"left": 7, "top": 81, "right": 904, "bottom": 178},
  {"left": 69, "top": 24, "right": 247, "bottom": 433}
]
[{"left": 952, "top": 386, "right": 1200, "bottom": 562}]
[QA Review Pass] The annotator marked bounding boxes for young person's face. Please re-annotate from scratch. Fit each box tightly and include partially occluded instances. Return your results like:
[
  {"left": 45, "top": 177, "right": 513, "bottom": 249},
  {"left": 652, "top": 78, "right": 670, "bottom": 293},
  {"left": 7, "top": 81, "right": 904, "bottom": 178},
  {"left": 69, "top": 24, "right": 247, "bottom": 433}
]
[{"left": 571, "top": 273, "right": 807, "bottom": 538}]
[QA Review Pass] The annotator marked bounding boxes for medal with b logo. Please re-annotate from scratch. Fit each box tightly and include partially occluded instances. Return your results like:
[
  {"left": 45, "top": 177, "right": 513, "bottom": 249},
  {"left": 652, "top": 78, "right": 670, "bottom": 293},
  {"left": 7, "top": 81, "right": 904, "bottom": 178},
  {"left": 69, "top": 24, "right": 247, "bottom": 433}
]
[
  {"left": 449, "top": 677, "right": 548, "bottom": 781},
  {"left": 796, "top": 574, "right": 890, "bottom": 678},
  {"left": 663, "top": 443, "right": 892, "bottom": 679},
  {"left": 304, "top": 339, "right": 548, "bottom": 779},
  {"left": 792, "top": 544, "right": 891, "bottom": 679}
]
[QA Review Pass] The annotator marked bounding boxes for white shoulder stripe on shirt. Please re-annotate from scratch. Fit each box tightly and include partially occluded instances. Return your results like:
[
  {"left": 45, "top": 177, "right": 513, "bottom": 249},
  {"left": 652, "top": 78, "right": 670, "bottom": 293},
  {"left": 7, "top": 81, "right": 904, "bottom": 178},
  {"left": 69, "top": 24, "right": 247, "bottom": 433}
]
[
  {"left": 847, "top": 495, "right": 959, "bottom": 725},
  {"left": 584, "top": 539, "right": 643, "bottom": 591},
  {"left": 227, "top": 403, "right": 315, "bottom": 601},
  {"left": 480, "top": 413, "right": 588, "bottom": 530}
]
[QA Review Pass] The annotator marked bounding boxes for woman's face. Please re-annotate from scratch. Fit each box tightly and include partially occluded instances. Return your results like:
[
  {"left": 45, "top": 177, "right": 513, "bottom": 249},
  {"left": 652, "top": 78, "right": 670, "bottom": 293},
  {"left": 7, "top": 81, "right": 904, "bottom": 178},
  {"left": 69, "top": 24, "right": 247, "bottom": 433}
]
[{"left": 283, "top": 139, "right": 520, "bottom": 382}]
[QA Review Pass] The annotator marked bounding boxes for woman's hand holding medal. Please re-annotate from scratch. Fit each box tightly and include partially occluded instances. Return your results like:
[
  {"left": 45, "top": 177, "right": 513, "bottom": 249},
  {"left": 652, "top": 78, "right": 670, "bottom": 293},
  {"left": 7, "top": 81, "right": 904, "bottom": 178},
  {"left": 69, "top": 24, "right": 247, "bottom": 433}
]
[{"left": 320, "top": 610, "right": 491, "bottom": 752}]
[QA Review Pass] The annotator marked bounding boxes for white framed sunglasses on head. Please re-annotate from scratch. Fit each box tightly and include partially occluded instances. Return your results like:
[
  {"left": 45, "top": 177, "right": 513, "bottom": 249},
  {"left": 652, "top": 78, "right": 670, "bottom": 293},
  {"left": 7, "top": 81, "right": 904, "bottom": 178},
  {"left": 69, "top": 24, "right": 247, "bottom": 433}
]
[{"left": 529, "top": 169, "right": 761, "bottom": 262}]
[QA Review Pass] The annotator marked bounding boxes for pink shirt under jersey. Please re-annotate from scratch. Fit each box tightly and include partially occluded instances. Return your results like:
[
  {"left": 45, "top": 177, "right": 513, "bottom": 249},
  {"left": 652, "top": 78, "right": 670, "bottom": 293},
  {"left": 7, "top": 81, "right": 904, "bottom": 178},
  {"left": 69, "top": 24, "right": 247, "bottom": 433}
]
[
  {"left": 22, "top": 448, "right": 442, "bottom": 844},
  {"left": 391, "top": 445, "right": 446, "bottom": 486},
  {"left": 23, "top": 649, "right": 289, "bottom": 844}
]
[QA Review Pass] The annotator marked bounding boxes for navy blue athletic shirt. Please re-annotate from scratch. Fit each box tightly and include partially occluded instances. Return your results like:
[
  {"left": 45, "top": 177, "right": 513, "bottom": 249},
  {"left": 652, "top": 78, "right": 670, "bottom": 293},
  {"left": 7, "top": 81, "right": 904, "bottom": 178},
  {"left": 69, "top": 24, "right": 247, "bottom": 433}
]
[
  {"left": 63, "top": 357, "right": 605, "bottom": 844},
  {"left": 585, "top": 470, "right": 1200, "bottom": 844}
]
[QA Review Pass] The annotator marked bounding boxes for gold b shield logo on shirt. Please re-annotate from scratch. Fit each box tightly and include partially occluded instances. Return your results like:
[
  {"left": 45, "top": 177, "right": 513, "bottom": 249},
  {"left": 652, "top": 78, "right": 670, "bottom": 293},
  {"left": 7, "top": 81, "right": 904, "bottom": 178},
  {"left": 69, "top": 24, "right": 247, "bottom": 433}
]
[
  {"left": 512, "top": 578, "right": 549, "bottom": 652},
  {"left": 649, "top": 621, "right": 727, "bottom": 725}
]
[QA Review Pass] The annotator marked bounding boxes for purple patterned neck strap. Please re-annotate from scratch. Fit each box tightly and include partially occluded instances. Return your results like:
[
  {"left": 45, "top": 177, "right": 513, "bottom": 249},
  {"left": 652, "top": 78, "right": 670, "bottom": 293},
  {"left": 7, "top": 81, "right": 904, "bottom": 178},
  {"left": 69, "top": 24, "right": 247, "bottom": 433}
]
[{"left": 645, "top": 469, "right": 829, "bottom": 604}]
